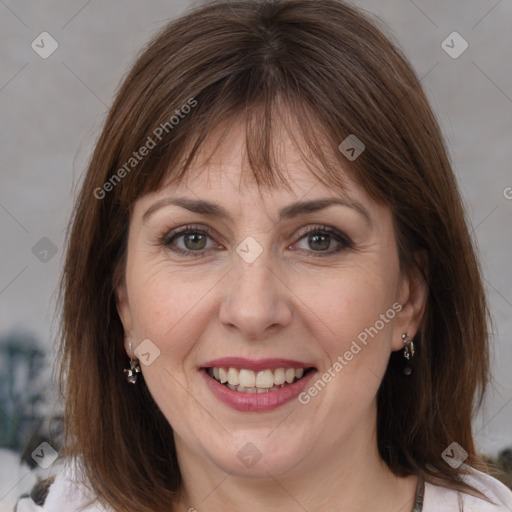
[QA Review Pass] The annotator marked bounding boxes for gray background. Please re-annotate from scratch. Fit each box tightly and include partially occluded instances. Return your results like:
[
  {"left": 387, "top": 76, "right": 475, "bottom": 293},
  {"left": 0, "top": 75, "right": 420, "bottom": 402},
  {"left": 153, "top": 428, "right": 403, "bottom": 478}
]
[{"left": 0, "top": 0, "right": 511, "bottom": 506}]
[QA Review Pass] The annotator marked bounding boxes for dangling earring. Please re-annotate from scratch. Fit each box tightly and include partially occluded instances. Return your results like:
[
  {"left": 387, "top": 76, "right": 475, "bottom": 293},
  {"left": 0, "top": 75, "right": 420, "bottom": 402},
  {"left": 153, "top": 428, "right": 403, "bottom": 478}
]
[
  {"left": 123, "top": 358, "right": 141, "bottom": 384},
  {"left": 124, "top": 342, "right": 141, "bottom": 384},
  {"left": 402, "top": 333, "right": 415, "bottom": 376}
]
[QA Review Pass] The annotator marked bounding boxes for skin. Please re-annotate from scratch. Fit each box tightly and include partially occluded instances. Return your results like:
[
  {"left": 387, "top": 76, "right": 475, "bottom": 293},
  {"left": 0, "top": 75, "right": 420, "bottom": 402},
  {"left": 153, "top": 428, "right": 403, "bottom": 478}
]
[{"left": 116, "top": 116, "right": 428, "bottom": 512}]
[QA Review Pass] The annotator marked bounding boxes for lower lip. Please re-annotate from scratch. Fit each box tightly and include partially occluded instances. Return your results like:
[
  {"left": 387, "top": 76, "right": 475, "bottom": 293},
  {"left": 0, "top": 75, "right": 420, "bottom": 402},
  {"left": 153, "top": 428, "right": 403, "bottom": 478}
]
[{"left": 201, "top": 369, "right": 316, "bottom": 412}]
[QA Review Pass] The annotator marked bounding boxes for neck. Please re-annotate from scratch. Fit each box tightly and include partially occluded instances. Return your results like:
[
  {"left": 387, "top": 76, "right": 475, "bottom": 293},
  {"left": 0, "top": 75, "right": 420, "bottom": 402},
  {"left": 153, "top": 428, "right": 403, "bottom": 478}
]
[{"left": 173, "top": 414, "right": 417, "bottom": 512}]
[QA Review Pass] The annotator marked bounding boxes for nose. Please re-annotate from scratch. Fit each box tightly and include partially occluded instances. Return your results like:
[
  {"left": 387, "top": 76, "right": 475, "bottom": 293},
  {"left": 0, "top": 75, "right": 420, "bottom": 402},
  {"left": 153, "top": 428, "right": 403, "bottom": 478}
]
[{"left": 218, "top": 251, "right": 292, "bottom": 339}]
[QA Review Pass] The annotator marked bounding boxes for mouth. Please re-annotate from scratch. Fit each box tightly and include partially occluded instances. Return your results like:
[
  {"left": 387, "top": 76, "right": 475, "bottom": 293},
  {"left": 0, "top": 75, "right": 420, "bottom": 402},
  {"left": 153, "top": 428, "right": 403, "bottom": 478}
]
[
  {"left": 205, "top": 366, "right": 314, "bottom": 393},
  {"left": 200, "top": 358, "right": 317, "bottom": 412}
]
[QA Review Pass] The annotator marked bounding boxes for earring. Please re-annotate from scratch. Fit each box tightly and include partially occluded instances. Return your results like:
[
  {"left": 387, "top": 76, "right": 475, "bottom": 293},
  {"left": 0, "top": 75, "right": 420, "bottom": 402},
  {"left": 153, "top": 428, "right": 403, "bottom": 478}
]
[
  {"left": 123, "top": 358, "right": 141, "bottom": 384},
  {"left": 402, "top": 333, "right": 415, "bottom": 360},
  {"left": 402, "top": 333, "right": 415, "bottom": 376}
]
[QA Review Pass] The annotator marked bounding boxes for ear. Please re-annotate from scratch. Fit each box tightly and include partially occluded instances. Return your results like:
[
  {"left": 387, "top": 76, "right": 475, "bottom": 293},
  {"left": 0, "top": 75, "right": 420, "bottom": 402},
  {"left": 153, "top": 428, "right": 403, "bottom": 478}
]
[
  {"left": 116, "top": 281, "right": 135, "bottom": 357},
  {"left": 391, "top": 250, "right": 429, "bottom": 351}
]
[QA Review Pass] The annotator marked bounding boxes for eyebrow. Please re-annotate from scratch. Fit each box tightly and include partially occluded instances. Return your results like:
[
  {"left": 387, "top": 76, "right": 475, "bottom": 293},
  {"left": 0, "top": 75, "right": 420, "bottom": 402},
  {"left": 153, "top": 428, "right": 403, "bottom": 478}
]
[{"left": 142, "top": 196, "right": 372, "bottom": 226}]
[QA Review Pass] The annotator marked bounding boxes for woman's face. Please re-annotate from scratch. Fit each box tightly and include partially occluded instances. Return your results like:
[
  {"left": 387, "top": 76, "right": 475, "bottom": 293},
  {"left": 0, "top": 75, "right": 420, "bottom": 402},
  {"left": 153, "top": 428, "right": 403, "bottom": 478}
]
[{"left": 117, "top": 119, "right": 425, "bottom": 480}]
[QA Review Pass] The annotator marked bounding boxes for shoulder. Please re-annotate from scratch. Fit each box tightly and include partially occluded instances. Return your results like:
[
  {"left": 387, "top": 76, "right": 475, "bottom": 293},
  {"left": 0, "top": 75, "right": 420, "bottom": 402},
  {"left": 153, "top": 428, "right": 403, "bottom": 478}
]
[
  {"left": 423, "top": 465, "right": 512, "bottom": 512},
  {"left": 15, "top": 459, "right": 111, "bottom": 512}
]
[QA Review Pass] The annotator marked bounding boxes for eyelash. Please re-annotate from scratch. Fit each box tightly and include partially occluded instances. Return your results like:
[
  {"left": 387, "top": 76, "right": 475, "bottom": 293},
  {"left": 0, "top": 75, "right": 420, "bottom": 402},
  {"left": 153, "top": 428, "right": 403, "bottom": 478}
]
[{"left": 160, "top": 224, "right": 353, "bottom": 258}]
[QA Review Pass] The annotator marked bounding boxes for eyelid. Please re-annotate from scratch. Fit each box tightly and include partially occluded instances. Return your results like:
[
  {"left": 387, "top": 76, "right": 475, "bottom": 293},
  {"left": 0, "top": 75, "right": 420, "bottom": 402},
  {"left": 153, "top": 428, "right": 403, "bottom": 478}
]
[
  {"left": 290, "top": 224, "right": 353, "bottom": 256},
  {"left": 161, "top": 222, "right": 353, "bottom": 258},
  {"left": 293, "top": 224, "right": 353, "bottom": 247},
  {"left": 161, "top": 224, "right": 215, "bottom": 245}
]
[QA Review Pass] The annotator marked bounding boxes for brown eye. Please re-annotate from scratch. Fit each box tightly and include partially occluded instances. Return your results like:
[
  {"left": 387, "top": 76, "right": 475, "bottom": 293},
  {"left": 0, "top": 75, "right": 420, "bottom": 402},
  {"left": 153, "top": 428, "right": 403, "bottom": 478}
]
[
  {"left": 307, "top": 233, "right": 332, "bottom": 251},
  {"left": 293, "top": 225, "right": 352, "bottom": 256},
  {"left": 161, "top": 225, "right": 218, "bottom": 256},
  {"left": 182, "top": 232, "right": 207, "bottom": 251}
]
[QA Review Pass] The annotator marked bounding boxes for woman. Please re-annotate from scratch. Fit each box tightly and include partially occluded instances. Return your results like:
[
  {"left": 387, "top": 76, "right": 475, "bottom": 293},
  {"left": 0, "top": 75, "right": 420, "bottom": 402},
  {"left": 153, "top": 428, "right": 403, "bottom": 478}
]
[{"left": 15, "top": 0, "right": 512, "bottom": 510}]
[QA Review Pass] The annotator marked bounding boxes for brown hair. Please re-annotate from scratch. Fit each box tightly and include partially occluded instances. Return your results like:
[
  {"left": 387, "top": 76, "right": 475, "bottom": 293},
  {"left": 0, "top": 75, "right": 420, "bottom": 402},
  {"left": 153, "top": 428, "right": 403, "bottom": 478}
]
[{"left": 58, "top": 1, "right": 492, "bottom": 510}]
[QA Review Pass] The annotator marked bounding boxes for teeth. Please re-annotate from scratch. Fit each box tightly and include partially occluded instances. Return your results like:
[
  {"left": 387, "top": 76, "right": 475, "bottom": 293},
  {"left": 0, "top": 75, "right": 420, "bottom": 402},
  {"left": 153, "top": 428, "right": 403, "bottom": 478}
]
[
  {"left": 209, "top": 366, "right": 308, "bottom": 391},
  {"left": 239, "top": 369, "right": 256, "bottom": 388},
  {"left": 227, "top": 368, "right": 239, "bottom": 386},
  {"left": 236, "top": 385, "right": 257, "bottom": 393},
  {"left": 274, "top": 368, "right": 286, "bottom": 385},
  {"left": 219, "top": 367, "right": 228, "bottom": 384},
  {"left": 256, "top": 369, "right": 274, "bottom": 388}
]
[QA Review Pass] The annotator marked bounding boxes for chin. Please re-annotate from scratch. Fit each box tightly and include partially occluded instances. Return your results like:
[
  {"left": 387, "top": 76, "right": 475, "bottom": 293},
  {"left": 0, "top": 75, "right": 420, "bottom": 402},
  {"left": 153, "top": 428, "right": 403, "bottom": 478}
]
[{"left": 196, "top": 430, "right": 310, "bottom": 479}]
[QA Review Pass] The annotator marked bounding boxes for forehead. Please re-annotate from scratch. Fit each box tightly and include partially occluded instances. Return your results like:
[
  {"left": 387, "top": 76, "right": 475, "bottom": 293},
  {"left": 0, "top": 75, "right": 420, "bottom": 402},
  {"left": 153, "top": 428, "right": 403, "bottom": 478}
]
[{"left": 134, "top": 114, "right": 368, "bottom": 212}]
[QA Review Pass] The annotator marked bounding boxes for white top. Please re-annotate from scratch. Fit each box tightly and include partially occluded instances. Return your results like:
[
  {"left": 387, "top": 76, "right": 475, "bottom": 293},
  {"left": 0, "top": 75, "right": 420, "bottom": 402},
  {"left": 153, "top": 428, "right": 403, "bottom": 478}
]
[{"left": 15, "top": 461, "right": 512, "bottom": 512}]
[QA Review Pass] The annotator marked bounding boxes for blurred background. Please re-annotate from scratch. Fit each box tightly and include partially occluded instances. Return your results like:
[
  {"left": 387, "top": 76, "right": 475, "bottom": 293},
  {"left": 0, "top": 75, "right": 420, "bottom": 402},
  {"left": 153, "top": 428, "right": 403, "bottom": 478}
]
[{"left": 1, "top": 0, "right": 511, "bottom": 508}]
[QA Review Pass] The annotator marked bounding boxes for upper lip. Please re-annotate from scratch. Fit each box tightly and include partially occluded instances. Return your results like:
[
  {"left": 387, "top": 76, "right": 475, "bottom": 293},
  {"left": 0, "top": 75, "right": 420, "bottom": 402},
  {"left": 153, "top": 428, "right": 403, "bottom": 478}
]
[{"left": 201, "top": 357, "right": 315, "bottom": 372}]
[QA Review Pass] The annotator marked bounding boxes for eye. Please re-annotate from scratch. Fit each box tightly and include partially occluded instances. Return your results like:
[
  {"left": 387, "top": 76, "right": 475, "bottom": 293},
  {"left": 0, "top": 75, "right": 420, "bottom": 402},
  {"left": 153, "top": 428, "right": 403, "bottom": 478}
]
[
  {"left": 160, "top": 223, "right": 352, "bottom": 258},
  {"left": 161, "top": 225, "right": 219, "bottom": 256},
  {"left": 292, "top": 225, "right": 352, "bottom": 255}
]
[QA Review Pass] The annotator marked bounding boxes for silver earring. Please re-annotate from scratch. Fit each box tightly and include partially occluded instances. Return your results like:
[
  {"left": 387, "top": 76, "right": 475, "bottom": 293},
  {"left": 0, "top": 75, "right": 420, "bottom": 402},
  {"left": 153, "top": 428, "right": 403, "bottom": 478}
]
[
  {"left": 123, "top": 358, "right": 141, "bottom": 384},
  {"left": 402, "top": 333, "right": 415, "bottom": 360},
  {"left": 402, "top": 333, "right": 415, "bottom": 376}
]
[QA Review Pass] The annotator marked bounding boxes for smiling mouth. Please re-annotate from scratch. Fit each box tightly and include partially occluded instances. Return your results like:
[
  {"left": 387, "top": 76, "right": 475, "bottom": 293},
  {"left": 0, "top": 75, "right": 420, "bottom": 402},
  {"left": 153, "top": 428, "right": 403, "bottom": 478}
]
[{"left": 206, "top": 366, "right": 314, "bottom": 393}]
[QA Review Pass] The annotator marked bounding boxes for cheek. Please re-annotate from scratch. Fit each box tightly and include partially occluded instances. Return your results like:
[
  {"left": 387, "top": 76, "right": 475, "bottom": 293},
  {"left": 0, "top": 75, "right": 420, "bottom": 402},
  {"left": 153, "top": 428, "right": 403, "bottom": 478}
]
[
  {"left": 124, "top": 268, "right": 211, "bottom": 420},
  {"left": 296, "top": 264, "right": 397, "bottom": 355},
  {"left": 125, "top": 259, "right": 222, "bottom": 363},
  {"left": 297, "top": 273, "right": 399, "bottom": 417},
  {"left": 289, "top": 267, "right": 399, "bottom": 443}
]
